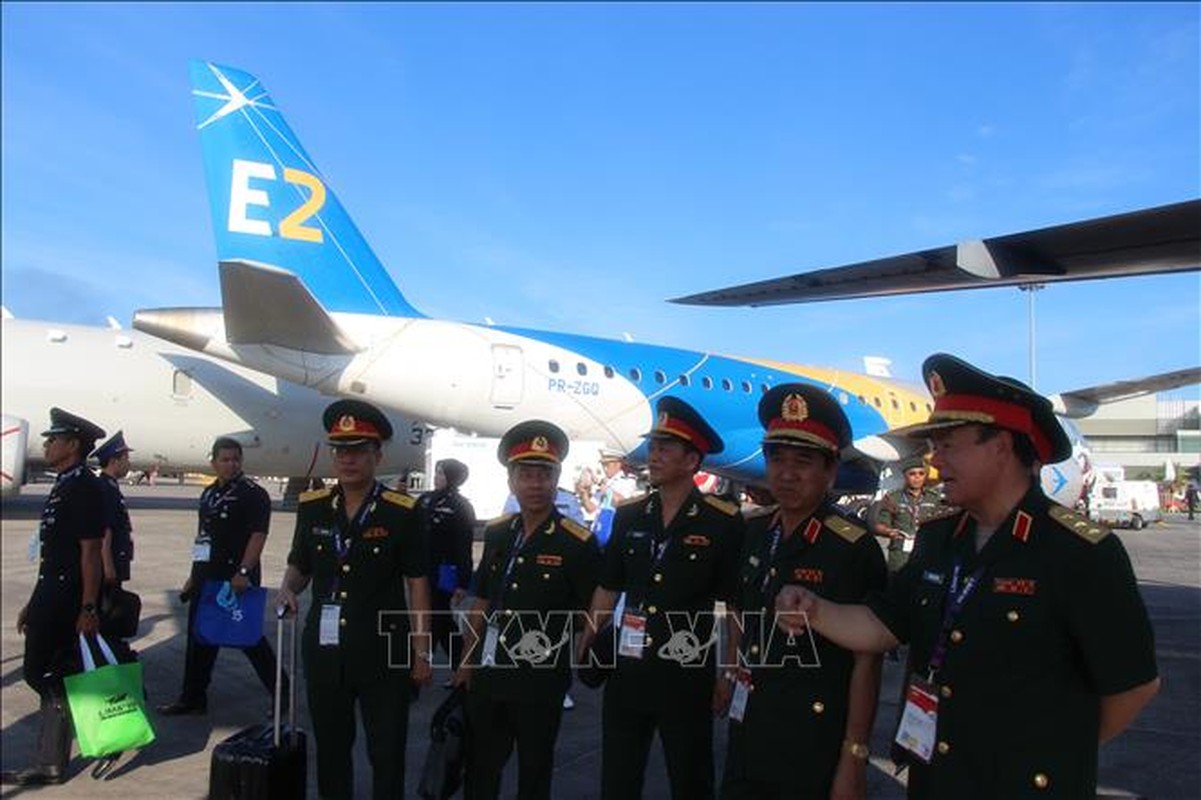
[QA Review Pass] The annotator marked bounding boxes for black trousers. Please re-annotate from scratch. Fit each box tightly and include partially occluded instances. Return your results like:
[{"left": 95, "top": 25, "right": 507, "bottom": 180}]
[
  {"left": 430, "top": 588, "right": 464, "bottom": 670},
  {"left": 465, "top": 691, "right": 564, "bottom": 800},
  {"left": 180, "top": 595, "right": 287, "bottom": 704},
  {"left": 23, "top": 595, "right": 76, "bottom": 772},
  {"left": 601, "top": 666, "right": 715, "bottom": 800},
  {"left": 306, "top": 670, "right": 411, "bottom": 800}
]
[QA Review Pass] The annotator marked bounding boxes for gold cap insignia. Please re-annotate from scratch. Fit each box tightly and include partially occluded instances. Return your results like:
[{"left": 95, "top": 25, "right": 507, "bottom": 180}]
[
  {"left": 531, "top": 435, "right": 549, "bottom": 452},
  {"left": 928, "top": 371, "right": 946, "bottom": 398},
  {"left": 338, "top": 415, "right": 357, "bottom": 431},
  {"left": 782, "top": 393, "right": 808, "bottom": 422}
]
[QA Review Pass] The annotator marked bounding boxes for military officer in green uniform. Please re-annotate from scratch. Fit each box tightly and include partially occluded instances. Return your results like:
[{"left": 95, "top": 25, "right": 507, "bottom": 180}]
[
  {"left": 776, "top": 354, "right": 1160, "bottom": 799},
  {"left": 874, "top": 455, "right": 946, "bottom": 573},
  {"left": 454, "top": 420, "right": 601, "bottom": 800},
  {"left": 580, "top": 396, "right": 745, "bottom": 800},
  {"left": 721, "top": 384, "right": 887, "bottom": 799},
  {"left": 278, "top": 400, "right": 433, "bottom": 800}
]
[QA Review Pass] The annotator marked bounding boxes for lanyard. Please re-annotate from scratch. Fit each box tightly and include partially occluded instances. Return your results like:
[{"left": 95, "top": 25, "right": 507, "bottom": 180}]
[
  {"left": 491, "top": 519, "right": 539, "bottom": 613},
  {"left": 329, "top": 484, "right": 380, "bottom": 599},
  {"left": 759, "top": 521, "right": 785, "bottom": 594},
  {"left": 926, "top": 560, "right": 985, "bottom": 680}
]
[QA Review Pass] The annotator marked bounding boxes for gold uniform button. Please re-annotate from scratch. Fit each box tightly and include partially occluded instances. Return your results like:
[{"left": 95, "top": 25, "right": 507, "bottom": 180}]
[
  {"left": 341, "top": 564, "right": 350, "bottom": 573},
  {"left": 511, "top": 582, "right": 519, "bottom": 590},
  {"left": 517, "top": 557, "right": 525, "bottom": 565},
  {"left": 542, "top": 573, "right": 550, "bottom": 579},
  {"left": 654, "top": 573, "right": 663, "bottom": 583},
  {"left": 688, "top": 553, "right": 697, "bottom": 561},
  {"left": 919, "top": 597, "right": 929, "bottom": 607},
  {"left": 769, "top": 567, "right": 777, "bottom": 576},
  {"left": 1007, "top": 610, "right": 1020, "bottom": 622},
  {"left": 338, "top": 618, "right": 346, "bottom": 627},
  {"left": 811, "top": 701, "right": 825, "bottom": 714},
  {"left": 504, "top": 609, "right": 514, "bottom": 616},
  {"left": 949, "top": 629, "right": 964, "bottom": 644},
  {"left": 372, "top": 546, "right": 380, "bottom": 554},
  {"left": 1033, "top": 773, "right": 1049, "bottom": 789},
  {"left": 937, "top": 741, "right": 950, "bottom": 755},
  {"left": 339, "top": 591, "right": 348, "bottom": 600},
  {"left": 499, "top": 635, "right": 506, "bottom": 643},
  {"left": 940, "top": 685, "right": 953, "bottom": 699},
  {"left": 750, "top": 645, "right": 760, "bottom": 655},
  {"left": 648, "top": 606, "right": 658, "bottom": 615}
]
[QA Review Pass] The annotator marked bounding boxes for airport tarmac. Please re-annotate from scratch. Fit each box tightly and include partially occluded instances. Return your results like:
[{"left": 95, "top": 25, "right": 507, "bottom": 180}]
[{"left": 2, "top": 482, "right": 1198, "bottom": 799}]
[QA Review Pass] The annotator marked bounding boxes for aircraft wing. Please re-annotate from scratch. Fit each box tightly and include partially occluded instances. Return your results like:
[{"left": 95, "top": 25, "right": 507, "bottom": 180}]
[
  {"left": 1051, "top": 367, "right": 1201, "bottom": 417},
  {"left": 672, "top": 199, "right": 1201, "bottom": 307}
]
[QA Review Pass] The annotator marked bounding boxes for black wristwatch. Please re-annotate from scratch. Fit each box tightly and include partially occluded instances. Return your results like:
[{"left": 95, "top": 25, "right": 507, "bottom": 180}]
[
  {"left": 238, "top": 565, "right": 251, "bottom": 577},
  {"left": 82, "top": 603, "right": 97, "bottom": 616}
]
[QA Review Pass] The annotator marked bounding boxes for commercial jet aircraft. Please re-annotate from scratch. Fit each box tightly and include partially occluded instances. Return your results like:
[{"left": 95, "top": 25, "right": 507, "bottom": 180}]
[
  {"left": 0, "top": 313, "right": 423, "bottom": 497},
  {"left": 131, "top": 61, "right": 1183, "bottom": 507}
]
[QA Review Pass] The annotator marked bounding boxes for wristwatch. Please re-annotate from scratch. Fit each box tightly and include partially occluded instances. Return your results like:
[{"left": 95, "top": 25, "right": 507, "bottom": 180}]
[
  {"left": 81, "top": 603, "right": 98, "bottom": 616},
  {"left": 843, "top": 739, "right": 870, "bottom": 760},
  {"left": 238, "top": 565, "right": 251, "bottom": 577}
]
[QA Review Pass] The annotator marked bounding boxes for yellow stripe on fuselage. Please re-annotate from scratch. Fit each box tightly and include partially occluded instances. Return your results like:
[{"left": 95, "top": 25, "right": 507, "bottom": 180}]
[{"left": 732, "top": 357, "right": 933, "bottom": 428}]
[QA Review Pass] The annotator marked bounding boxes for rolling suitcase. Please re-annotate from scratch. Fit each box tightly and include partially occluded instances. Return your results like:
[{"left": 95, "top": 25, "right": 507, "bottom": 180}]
[{"left": 208, "top": 612, "right": 307, "bottom": 800}]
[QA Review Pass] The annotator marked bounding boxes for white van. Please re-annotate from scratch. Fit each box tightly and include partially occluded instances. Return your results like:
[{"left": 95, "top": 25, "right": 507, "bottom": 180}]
[{"left": 1091, "top": 480, "right": 1162, "bottom": 529}]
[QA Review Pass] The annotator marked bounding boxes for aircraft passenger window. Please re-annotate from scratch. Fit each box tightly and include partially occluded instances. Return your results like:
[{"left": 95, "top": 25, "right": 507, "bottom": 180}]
[
  {"left": 839, "top": 392, "right": 849, "bottom": 405},
  {"left": 549, "top": 360, "right": 560, "bottom": 374},
  {"left": 629, "top": 367, "right": 642, "bottom": 382},
  {"left": 891, "top": 398, "right": 899, "bottom": 410},
  {"left": 721, "top": 378, "right": 733, "bottom": 392},
  {"left": 604, "top": 365, "right": 615, "bottom": 379},
  {"left": 679, "top": 374, "right": 691, "bottom": 387},
  {"left": 577, "top": 363, "right": 588, "bottom": 376},
  {"left": 761, "top": 383, "right": 770, "bottom": 394},
  {"left": 873, "top": 397, "right": 882, "bottom": 408},
  {"left": 741, "top": 381, "right": 752, "bottom": 393},
  {"left": 702, "top": 376, "right": 713, "bottom": 390},
  {"left": 172, "top": 369, "right": 194, "bottom": 399},
  {"left": 925, "top": 403, "right": 932, "bottom": 412},
  {"left": 857, "top": 395, "right": 865, "bottom": 404},
  {"left": 654, "top": 370, "right": 666, "bottom": 385},
  {"left": 909, "top": 401, "right": 917, "bottom": 411}
]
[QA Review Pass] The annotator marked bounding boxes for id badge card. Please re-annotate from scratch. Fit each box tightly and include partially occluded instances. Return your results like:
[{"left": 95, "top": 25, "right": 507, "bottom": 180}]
[
  {"left": 728, "top": 668, "right": 753, "bottom": 722},
  {"left": 894, "top": 675, "right": 939, "bottom": 763},
  {"left": 618, "top": 611, "right": 647, "bottom": 659},
  {"left": 27, "top": 530, "right": 39, "bottom": 562},
  {"left": 902, "top": 535, "right": 916, "bottom": 553},
  {"left": 319, "top": 604, "right": 342, "bottom": 646},
  {"left": 481, "top": 623, "right": 500, "bottom": 667},
  {"left": 192, "top": 541, "right": 211, "bottom": 562}
]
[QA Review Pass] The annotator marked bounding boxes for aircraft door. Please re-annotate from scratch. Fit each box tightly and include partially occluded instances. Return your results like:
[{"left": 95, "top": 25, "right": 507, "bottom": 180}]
[{"left": 490, "top": 344, "right": 524, "bottom": 407}]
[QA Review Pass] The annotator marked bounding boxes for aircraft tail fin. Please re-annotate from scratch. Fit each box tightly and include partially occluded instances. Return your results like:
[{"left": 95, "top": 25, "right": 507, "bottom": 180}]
[{"left": 189, "top": 60, "right": 422, "bottom": 319}]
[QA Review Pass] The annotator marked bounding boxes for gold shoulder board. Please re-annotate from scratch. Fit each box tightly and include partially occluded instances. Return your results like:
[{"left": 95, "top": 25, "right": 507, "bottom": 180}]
[
  {"left": 380, "top": 490, "right": 416, "bottom": 509},
  {"left": 744, "top": 504, "right": 778, "bottom": 521},
  {"left": 1048, "top": 505, "right": 1110, "bottom": 544},
  {"left": 703, "top": 495, "right": 740, "bottom": 516},
  {"left": 561, "top": 518, "right": 593, "bottom": 542},
  {"left": 298, "top": 487, "right": 332, "bottom": 503},
  {"left": 824, "top": 514, "right": 866, "bottom": 543}
]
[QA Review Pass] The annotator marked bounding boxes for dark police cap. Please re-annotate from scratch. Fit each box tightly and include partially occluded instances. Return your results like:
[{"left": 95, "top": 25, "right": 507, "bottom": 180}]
[
  {"left": 42, "top": 407, "right": 105, "bottom": 445},
  {"left": 497, "top": 420, "right": 569, "bottom": 466},
  {"left": 758, "top": 383, "right": 852, "bottom": 454},
  {"left": 893, "top": 353, "right": 1072, "bottom": 464},
  {"left": 898, "top": 453, "right": 929, "bottom": 473},
  {"left": 322, "top": 399, "right": 393, "bottom": 446},
  {"left": 642, "top": 396, "right": 724, "bottom": 456},
  {"left": 576, "top": 621, "right": 616, "bottom": 689},
  {"left": 92, "top": 430, "right": 134, "bottom": 463}
]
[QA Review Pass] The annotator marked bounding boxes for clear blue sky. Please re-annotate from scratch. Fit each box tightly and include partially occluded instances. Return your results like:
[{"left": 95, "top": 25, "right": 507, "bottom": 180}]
[{"left": 3, "top": 3, "right": 1198, "bottom": 396}]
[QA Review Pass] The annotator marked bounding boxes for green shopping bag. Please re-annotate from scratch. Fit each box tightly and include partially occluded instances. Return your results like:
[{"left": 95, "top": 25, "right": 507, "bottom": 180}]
[{"left": 64, "top": 633, "right": 156, "bottom": 758}]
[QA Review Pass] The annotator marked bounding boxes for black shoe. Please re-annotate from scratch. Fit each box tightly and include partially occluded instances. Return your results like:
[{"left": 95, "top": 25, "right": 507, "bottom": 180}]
[
  {"left": 157, "top": 699, "right": 207, "bottom": 716},
  {"left": 1, "top": 765, "right": 64, "bottom": 785}
]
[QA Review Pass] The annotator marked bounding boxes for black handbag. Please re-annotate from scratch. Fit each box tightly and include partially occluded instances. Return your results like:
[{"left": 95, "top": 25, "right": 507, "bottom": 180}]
[
  {"left": 100, "top": 587, "right": 142, "bottom": 639},
  {"left": 417, "top": 686, "right": 467, "bottom": 800}
]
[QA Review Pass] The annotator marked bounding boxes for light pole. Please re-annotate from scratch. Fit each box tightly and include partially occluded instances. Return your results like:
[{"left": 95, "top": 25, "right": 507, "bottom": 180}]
[{"left": 1018, "top": 283, "right": 1045, "bottom": 389}]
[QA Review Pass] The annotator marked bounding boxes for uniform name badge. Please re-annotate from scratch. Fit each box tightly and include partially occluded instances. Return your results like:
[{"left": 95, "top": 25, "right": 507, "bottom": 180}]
[
  {"left": 618, "top": 611, "right": 647, "bottom": 659},
  {"left": 902, "top": 535, "right": 916, "bottom": 553},
  {"left": 319, "top": 604, "right": 341, "bottom": 646},
  {"left": 481, "top": 623, "right": 500, "bottom": 667},
  {"left": 728, "top": 668, "right": 753, "bottom": 722},
  {"left": 894, "top": 675, "right": 939, "bottom": 763}
]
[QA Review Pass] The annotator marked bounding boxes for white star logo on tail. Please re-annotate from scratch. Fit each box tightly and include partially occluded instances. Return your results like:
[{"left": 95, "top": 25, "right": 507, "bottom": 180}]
[{"left": 194, "top": 63, "right": 275, "bottom": 130}]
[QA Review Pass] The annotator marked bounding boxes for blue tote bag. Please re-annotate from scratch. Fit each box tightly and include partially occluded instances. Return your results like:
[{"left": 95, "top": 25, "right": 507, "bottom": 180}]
[{"left": 194, "top": 579, "right": 267, "bottom": 647}]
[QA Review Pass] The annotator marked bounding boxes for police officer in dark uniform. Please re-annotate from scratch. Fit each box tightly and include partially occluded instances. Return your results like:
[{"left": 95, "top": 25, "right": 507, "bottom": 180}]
[
  {"left": 581, "top": 396, "right": 745, "bottom": 800},
  {"left": 159, "top": 436, "right": 286, "bottom": 715},
  {"left": 419, "top": 457, "right": 476, "bottom": 672},
  {"left": 278, "top": 400, "right": 433, "bottom": 800},
  {"left": 454, "top": 420, "right": 601, "bottom": 800},
  {"left": 721, "top": 384, "right": 887, "bottom": 799},
  {"left": 93, "top": 431, "right": 135, "bottom": 592},
  {"left": 3, "top": 409, "right": 106, "bottom": 786},
  {"left": 776, "top": 354, "right": 1161, "bottom": 799}
]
